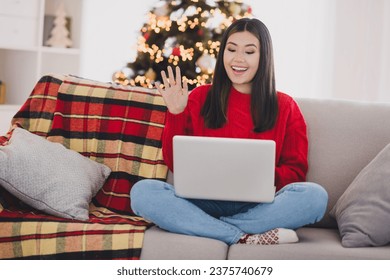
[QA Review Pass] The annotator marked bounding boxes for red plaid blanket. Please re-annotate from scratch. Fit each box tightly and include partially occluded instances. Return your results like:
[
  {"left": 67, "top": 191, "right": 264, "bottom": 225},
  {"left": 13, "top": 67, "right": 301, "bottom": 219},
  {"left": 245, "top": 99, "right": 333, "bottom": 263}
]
[{"left": 0, "top": 74, "right": 168, "bottom": 259}]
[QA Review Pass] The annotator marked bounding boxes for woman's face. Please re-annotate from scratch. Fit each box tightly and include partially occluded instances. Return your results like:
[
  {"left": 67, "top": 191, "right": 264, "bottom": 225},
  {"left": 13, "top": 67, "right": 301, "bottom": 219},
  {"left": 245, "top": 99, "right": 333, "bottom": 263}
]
[{"left": 223, "top": 31, "right": 260, "bottom": 94}]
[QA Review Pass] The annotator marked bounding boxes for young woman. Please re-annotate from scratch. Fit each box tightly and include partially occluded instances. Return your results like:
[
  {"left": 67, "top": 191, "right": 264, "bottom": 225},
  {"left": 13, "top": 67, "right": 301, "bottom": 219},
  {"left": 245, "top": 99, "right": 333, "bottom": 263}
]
[{"left": 131, "top": 18, "right": 328, "bottom": 245}]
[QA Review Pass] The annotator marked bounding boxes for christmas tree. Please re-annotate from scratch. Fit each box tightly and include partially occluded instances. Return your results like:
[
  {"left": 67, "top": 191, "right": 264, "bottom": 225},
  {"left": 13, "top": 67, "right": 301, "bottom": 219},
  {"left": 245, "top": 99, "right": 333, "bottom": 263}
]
[
  {"left": 113, "top": 0, "right": 252, "bottom": 89},
  {"left": 45, "top": 2, "right": 72, "bottom": 48}
]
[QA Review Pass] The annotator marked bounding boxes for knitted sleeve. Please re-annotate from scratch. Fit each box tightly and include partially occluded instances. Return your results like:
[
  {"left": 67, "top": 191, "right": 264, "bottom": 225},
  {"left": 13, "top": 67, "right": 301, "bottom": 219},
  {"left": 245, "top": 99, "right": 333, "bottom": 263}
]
[
  {"left": 274, "top": 98, "right": 308, "bottom": 190},
  {"left": 162, "top": 109, "right": 191, "bottom": 172}
]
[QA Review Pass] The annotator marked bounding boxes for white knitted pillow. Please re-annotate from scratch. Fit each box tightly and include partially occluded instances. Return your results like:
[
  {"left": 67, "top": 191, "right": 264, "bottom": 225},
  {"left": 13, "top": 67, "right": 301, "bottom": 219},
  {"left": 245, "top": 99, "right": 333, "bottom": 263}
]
[{"left": 0, "top": 127, "right": 111, "bottom": 221}]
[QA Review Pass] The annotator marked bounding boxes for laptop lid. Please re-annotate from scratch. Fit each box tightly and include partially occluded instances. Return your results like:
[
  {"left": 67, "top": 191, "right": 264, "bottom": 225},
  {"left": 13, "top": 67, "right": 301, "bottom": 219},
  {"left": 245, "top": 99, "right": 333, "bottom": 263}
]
[{"left": 173, "top": 136, "right": 276, "bottom": 203}]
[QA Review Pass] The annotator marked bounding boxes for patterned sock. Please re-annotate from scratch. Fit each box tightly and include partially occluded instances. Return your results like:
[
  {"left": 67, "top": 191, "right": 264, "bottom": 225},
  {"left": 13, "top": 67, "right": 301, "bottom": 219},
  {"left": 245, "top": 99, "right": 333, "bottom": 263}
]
[{"left": 238, "top": 228, "right": 299, "bottom": 245}]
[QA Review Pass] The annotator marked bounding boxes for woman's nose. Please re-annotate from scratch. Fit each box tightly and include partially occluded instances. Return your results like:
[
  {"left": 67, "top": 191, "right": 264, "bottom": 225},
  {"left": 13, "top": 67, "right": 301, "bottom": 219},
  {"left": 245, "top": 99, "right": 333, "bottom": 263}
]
[{"left": 233, "top": 52, "right": 245, "bottom": 62}]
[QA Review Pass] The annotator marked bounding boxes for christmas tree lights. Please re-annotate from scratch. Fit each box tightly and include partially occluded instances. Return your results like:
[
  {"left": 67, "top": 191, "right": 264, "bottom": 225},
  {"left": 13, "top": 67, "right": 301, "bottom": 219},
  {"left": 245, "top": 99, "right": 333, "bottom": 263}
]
[{"left": 113, "top": 0, "right": 252, "bottom": 89}]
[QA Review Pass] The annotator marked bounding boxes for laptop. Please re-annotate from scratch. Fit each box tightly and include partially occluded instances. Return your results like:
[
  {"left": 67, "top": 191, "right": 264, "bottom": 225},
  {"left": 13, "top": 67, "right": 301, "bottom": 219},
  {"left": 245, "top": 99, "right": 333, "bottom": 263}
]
[{"left": 173, "top": 135, "right": 276, "bottom": 203}]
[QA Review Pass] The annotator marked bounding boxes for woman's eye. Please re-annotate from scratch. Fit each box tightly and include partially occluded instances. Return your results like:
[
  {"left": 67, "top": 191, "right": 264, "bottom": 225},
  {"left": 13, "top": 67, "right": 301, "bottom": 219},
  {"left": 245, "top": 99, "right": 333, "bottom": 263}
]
[
  {"left": 246, "top": 50, "right": 255, "bottom": 55},
  {"left": 227, "top": 48, "right": 236, "bottom": 52}
]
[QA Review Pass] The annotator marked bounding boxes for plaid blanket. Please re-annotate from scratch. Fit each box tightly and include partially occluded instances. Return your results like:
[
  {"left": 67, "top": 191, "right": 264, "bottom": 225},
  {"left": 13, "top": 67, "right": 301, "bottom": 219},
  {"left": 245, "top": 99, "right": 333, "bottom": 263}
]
[{"left": 0, "top": 74, "right": 168, "bottom": 259}]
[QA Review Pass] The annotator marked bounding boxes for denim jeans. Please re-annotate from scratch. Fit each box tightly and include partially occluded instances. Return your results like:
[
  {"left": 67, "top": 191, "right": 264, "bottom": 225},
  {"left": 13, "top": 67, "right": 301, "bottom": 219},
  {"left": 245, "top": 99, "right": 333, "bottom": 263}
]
[{"left": 131, "top": 179, "right": 328, "bottom": 245}]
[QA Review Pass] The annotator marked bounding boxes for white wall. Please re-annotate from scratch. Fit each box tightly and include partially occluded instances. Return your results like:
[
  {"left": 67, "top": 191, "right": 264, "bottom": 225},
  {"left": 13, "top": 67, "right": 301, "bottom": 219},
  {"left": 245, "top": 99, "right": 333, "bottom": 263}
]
[
  {"left": 80, "top": 0, "right": 157, "bottom": 83},
  {"left": 331, "top": 0, "right": 390, "bottom": 102},
  {"left": 245, "top": 0, "right": 336, "bottom": 100},
  {"left": 80, "top": 0, "right": 390, "bottom": 103}
]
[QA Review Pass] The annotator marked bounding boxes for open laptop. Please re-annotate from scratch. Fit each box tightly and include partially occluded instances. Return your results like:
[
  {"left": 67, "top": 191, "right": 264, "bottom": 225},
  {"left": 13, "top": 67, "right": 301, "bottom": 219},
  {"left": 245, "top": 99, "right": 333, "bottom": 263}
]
[{"left": 173, "top": 135, "right": 276, "bottom": 203}]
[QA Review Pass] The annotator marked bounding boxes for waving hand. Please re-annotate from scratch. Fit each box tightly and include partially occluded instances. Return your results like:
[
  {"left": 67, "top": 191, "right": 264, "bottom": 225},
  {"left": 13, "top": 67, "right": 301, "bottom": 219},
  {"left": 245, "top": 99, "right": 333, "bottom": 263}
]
[{"left": 155, "top": 66, "right": 189, "bottom": 115}]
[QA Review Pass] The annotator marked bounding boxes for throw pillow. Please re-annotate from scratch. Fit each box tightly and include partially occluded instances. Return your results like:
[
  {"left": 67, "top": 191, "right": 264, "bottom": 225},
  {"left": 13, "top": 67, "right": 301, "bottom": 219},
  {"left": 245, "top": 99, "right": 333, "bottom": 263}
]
[
  {"left": 329, "top": 143, "right": 390, "bottom": 247},
  {"left": 0, "top": 127, "right": 111, "bottom": 221}
]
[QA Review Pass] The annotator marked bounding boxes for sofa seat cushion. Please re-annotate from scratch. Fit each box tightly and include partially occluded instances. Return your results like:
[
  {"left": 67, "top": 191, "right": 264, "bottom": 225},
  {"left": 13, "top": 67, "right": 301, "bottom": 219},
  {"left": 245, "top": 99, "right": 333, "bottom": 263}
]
[
  {"left": 228, "top": 228, "right": 390, "bottom": 260},
  {"left": 141, "top": 226, "right": 228, "bottom": 260}
]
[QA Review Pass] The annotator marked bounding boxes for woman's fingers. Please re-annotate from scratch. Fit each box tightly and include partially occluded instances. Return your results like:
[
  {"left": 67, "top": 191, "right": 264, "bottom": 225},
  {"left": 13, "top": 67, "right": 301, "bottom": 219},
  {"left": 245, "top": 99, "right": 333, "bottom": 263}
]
[
  {"left": 154, "top": 81, "right": 163, "bottom": 95},
  {"left": 155, "top": 66, "right": 188, "bottom": 115},
  {"left": 167, "top": 66, "right": 176, "bottom": 86},
  {"left": 161, "top": 70, "right": 169, "bottom": 89},
  {"left": 175, "top": 66, "right": 182, "bottom": 88},
  {"left": 183, "top": 78, "right": 188, "bottom": 96},
  {"left": 157, "top": 66, "right": 187, "bottom": 95}
]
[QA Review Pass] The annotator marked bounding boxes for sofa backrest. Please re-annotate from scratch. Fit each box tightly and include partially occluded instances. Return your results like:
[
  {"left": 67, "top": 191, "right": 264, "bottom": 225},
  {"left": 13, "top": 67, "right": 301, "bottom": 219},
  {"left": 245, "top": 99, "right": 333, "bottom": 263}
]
[{"left": 296, "top": 98, "right": 390, "bottom": 228}]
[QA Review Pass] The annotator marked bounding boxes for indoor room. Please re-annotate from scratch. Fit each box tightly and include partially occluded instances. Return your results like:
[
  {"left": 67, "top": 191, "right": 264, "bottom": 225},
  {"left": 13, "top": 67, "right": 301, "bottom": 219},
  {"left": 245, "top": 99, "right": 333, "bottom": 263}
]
[{"left": 0, "top": 0, "right": 389, "bottom": 277}]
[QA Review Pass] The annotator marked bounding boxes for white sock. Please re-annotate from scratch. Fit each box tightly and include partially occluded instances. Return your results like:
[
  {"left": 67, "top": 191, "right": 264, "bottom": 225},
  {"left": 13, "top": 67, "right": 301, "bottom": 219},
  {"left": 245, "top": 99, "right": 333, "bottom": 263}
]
[
  {"left": 277, "top": 228, "right": 299, "bottom": 244},
  {"left": 238, "top": 228, "right": 299, "bottom": 245}
]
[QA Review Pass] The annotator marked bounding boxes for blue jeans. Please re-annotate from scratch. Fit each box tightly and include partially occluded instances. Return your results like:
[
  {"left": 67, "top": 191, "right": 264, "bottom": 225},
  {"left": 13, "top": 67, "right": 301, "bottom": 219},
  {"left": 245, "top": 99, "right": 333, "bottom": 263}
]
[{"left": 131, "top": 180, "right": 328, "bottom": 245}]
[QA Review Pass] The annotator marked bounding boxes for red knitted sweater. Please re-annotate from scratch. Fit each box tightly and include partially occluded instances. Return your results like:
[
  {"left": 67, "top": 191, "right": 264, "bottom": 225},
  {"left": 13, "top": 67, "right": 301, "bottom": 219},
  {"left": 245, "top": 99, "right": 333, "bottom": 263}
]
[{"left": 162, "top": 84, "right": 308, "bottom": 191}]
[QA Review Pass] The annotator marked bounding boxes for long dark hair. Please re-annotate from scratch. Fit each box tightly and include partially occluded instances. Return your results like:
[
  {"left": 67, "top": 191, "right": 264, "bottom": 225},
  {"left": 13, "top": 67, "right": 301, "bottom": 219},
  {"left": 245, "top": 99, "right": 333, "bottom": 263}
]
[{"left": 201, "top": 18, "right": 278, "bottom": 133}]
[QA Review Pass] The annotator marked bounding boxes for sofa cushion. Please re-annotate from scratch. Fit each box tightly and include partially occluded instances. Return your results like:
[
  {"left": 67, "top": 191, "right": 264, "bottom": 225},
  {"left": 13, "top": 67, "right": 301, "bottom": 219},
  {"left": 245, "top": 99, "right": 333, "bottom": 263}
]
[
  {"left": 329, "top": 143, "right": 390, "bottom": 247},
  {"left": 228, "top": 228, "right": 390, "bottom": 259},
  {"left": 141, "top": 226, "right": 228, "bottom": 260},
  {"left": 296, "top": 98, "right": 390, "bottom": 228},
  {"left": 0, "top": 127, "right": 111, "bottom": 221}
]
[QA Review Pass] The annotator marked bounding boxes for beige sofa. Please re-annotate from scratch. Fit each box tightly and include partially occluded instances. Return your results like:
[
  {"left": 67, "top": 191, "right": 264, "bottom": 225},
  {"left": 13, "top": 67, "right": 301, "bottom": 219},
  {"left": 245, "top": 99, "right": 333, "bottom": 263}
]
[
  {"left": 141, "top": 97, "right": 390, "bottom": 260},
  {"left": 1, "top": 75, "right": 389, "bottom": 259}
]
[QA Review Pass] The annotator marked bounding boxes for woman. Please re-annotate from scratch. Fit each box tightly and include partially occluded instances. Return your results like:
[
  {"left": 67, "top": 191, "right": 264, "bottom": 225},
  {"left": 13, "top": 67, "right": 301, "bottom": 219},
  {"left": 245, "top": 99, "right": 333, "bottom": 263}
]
[{"left": 131, "top": 18, "right": 328, "bottom": 245}]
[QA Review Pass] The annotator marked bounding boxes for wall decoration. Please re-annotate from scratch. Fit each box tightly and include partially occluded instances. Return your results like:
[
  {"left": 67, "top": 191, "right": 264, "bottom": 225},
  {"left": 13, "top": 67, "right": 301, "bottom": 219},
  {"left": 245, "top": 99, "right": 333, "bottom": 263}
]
[{"left": 45, "top": 2, "right": 73, "bottom": 48}]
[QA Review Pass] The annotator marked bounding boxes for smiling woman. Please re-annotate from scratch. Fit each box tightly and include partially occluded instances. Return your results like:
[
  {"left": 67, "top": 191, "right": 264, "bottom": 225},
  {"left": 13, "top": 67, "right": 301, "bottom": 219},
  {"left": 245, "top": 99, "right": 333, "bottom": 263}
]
[{"left": 130, "top": 17, "right": 328, "bottom": 247}]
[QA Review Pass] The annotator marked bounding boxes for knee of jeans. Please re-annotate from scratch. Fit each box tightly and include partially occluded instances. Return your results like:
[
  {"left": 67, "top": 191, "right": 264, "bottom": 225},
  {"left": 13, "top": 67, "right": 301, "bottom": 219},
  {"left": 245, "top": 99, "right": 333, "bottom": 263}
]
[
  {"left": 130, "top": 179, "right": 158, "bottom": 215},
  {"left": 306, "top": 183, "right": 329, "bottom": 220}
]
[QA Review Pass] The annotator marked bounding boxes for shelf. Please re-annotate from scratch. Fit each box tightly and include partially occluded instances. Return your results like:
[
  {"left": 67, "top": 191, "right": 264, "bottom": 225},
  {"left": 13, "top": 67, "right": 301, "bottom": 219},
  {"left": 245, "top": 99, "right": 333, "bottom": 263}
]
[
  {"left": 0, "top": 0, "right": 83, "bottom": 105},
  {"left": 0, "top": 46, "right": 39, "bottom": 52},
  {"left": 0, "top": 45, "right": 81, "bottom": 55},
  {"left": 41, "top": 46, "right": 80, "bottom": 55}
]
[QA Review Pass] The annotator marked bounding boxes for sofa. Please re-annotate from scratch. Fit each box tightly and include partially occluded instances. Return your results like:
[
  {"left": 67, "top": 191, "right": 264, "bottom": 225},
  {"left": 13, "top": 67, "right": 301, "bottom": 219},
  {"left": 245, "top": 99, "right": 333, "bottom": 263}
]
[{"left": 0, "top": 74, "right": 389, "bottom": 260}]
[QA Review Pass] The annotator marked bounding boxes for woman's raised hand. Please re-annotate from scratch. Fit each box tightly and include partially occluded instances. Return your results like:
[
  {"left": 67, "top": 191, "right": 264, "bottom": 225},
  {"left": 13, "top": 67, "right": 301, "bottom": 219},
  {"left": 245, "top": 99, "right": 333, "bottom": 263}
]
[{"left": 155, "top": 66, "right": 189, "bottom": 115}]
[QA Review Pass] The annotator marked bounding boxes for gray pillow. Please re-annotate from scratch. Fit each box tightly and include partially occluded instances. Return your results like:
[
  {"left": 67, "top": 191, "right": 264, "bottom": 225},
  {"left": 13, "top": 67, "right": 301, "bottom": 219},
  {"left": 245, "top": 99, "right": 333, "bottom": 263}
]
[
  {"left": 0, "top": 127, "right": 111, "bottom": 221},
  {"left": 330, "top": 143, "right": 390, "bottom": 247}
]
